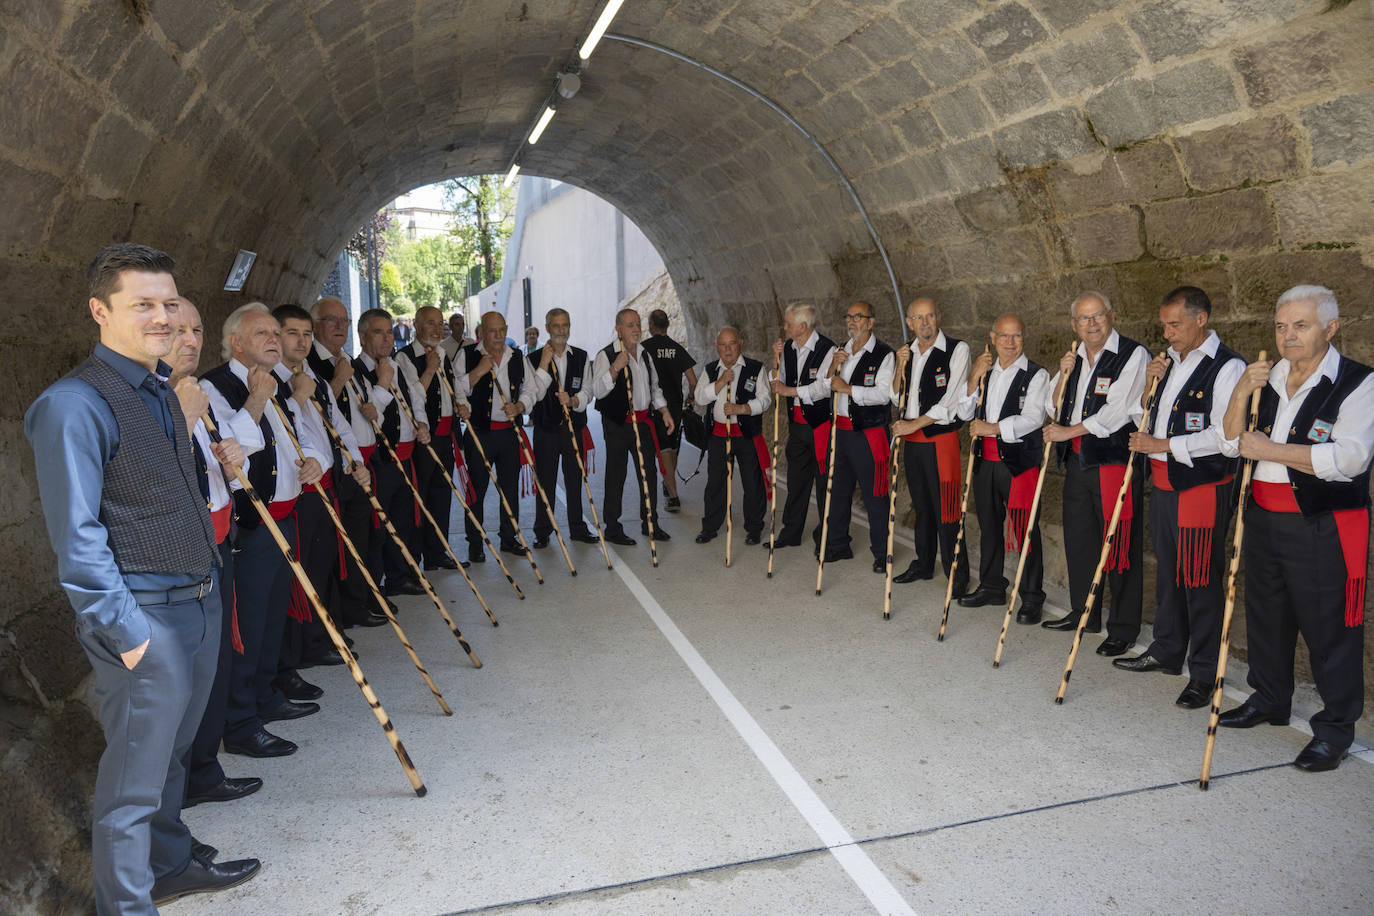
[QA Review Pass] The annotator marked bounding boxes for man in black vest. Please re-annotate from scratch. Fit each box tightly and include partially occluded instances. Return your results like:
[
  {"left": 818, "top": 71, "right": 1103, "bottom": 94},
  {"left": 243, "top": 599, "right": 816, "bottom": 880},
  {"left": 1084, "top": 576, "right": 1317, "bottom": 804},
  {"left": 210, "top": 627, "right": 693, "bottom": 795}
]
[
  {"left": 590, "top": 308, "right": 677, "bottom": 546},
  {"left": 822, "top": 301, "right": 898, "bottom": 574},
  {"left": 693, "top": 327, "right": 773, "bottom": 544},
  {"left": 26, "top": 244, "right": 260, "bottom": 910},
  {"left": 396, "top": 305, "right": 470, "bottom": 570},
  {"left": 645, "top": 309, "right": 697, "bottom": 512},
  {"left": 954, "top": 314, "right": 1052, "bottom": 620},
  {"left": 1042, "top": 292, "right": 1149, "bottom": 656},
  {"left": 458, "top": 311, "right": 537, "bottom": 558},
  {"left": 527, "top": 307, "right": 600, "bottom": 547},
  {"left": 891, "top": 298, "right": 971, "bottom": 592},
  {"left": 1217, "top": 285, "right": 1374, "bottom": 772},
  {"left": 770, "top": 303, "right": 837, "bottom": 551},
  {"left": 1113, "top": 287, "right": 1246, "bottom": 708}
]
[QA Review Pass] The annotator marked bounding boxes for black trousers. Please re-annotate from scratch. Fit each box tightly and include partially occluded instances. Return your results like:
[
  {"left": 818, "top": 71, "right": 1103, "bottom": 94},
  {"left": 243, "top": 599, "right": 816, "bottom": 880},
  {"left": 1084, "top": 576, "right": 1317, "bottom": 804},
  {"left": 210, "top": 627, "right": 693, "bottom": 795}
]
[
  {"left": 602, "top": 416, "right": 659, "bottom": 536},
  {"left": 1061, "top": 458, "right": 1143, "bottom": 642},
  {"left": 533, "top": 421, "right": 590, "bottom": 538},
  {"left": 1145, "top": 483, "right": 1232, "bottom": 682},
  {"left": 223, "top": 514, "right": 294, "bottom": 743},
  {"left": 904, "top": 439, "right": 963, "bottom": 577},
  {"left": 780, "top": 417, "right": 827, "bottom": 547},
  {"left": 414, "top": 433, "right": 454, "bottom": 564},
  {"left": 972, "top": 458, "right": 1044, "bottom": 604},
  {"left": 1243, "top": 504, "right": 1365, "bottom": 747},
  {"left": 702, "top": 432, "right": 766, "bottom": 536},
  {"left": 370, "top": 451, "right": 419, "bottom": 585},
  {"left": 186, "top": 537, "right": 235, "bottom": 797},
  {"left": 823, "top": 428, "right": 889, "bottom": 561},
  {"left": 465, "top": 425, "right": 522, "bottom": 548},
  {"left": 336, "top": 471, "right": 377, "bottom": 622}
]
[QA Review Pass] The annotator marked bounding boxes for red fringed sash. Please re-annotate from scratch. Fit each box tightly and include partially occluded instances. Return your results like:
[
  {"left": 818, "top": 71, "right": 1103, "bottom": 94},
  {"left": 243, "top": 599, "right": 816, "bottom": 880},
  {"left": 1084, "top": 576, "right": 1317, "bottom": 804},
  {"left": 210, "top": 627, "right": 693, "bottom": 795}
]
[
  {"left": 1150, "top": 459, "right": 1229, "bottom": 588},
  {"left": 1096, "top": 464, "right": 1133, "bottom": 572},
  {"left": 630, "top": 409, "right": 667, "bottom": 475},
  {"left": 710, "top": 420, "right": 774, "bottom": 499},
  {"left": 211, "top": 506, "right": 231, "bottom": 545},
  {"left": 1334, "top": 509, "right": 1369, "bottom": 627},
  {"left": 837, "top": 417, "right": 890, "bottom": 496},
  {"left": 902, "top": 428, "right": 961, "bottom": 522},
  {"left": 230, "top": 575, "right": 244, "bottom": 654},
  {"left": 580, "top": 425, "right": 596, "bottom": 475},
  {"left": 1007, "top": 468, "right": 1039, "bottom": 552},
  {"left": 280, "top": 505, "right": 310, "bottom": 623}
]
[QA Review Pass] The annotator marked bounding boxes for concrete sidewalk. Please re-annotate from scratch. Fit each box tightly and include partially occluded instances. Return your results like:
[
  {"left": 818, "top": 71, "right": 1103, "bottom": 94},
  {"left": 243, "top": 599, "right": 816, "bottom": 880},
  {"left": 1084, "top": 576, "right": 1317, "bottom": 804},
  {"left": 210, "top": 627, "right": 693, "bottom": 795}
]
[{"left": 177, "top": 436, "right": 1374, "bottom": 915}]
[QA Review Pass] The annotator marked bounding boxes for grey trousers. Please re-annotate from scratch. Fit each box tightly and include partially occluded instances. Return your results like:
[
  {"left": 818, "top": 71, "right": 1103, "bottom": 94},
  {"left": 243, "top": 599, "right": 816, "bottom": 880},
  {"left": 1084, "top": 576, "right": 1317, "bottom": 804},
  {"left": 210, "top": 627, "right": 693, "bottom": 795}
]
[{"left": 80, "top": 582, "right": 219, "bottom": 914}]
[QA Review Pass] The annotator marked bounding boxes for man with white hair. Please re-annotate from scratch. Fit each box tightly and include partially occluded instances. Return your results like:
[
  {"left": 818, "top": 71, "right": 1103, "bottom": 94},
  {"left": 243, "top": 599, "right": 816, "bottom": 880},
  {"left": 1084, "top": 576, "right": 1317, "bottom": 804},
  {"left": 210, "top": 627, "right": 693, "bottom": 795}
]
[
  {"left": 770, "top": 303, "right": 837, "bottom": 552},
  {"left": 1216, "top": 285, "right": 1374, "bottom": 773},
  {"left": 1042, "top": 292, "right": 1149, "bottom": 657}
]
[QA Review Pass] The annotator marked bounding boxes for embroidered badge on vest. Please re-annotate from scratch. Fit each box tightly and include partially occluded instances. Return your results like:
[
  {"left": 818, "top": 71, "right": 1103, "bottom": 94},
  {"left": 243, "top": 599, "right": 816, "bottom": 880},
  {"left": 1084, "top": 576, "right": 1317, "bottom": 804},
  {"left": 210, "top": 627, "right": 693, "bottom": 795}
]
[
  {"left": 1308, "top": 418, "right": 1334, "bottom": 443},
  {"left": 808, "top": 367, "right": 818, "bottom": 379},
  {"left": 863, "top": 371, "right": 875, "bottom": 385},
  {"left": 1094, "top": 377, "right": 1111, "bottom": 396},
  {"left": 570, "top": 376, "right": 581, "bottom": 388},
  {"left": 744, "top": 376, "right": 756, "bottom": 393},
  {"left": 934, "top": 371, "right": 946, "bottom": 387},
  {"left": 1184, "top": 412, "right": 1205, "bottom": 432},
  {"left": 1018, "top": 395, "right": 1026, "bottom": 409}
]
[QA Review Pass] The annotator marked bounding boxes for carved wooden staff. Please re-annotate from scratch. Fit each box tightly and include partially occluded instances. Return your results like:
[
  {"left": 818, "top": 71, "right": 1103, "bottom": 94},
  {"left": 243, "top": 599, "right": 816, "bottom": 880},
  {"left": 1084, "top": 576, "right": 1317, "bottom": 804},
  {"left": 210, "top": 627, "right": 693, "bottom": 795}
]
[
  {"left": 993, "top": 357, "right": 1072, "bottom": 669},
  {"left": 492, "top": 377, "right": 576, "bottom": 576},
  {"left": 881, "top": 364, "right": 912, "bottom": 621},
  {"left": 269, "top": 397, "right": 453, "bottom": 714},
  {"left": 560, "top": 395, "right": 613, "bottom": 569},
  {"left": 623, "top": 352, "right": 660, "bottom": 567},
  {"left": 314, "top": 403, "right": 482, "bottom": 667},
  {"left": 201, "top": 413, "right": 426, "bottom": 796},
  {"left": 937, "top": 367, "right": 987, "bottom": 642},
  {"left": 365, "top": 405, "right": 500, "bottom": 627},
  {"left": 765, "top": 349, "right": 783, "bottom": 579},
  {"left": 724, "top": 414, "right": 735, "bottom": 567},
  {"left": 1200, "top": 349, "right": 1267, "bottom": 791},
  {"left": 813, "top": 357, "right": 843, "bottom": 597},
  {"left": 432, "top": 371, "right": 542, "bottom": 584},
  {"left": 1055, "top": 372, "right": 1162, "bottom": 704}
]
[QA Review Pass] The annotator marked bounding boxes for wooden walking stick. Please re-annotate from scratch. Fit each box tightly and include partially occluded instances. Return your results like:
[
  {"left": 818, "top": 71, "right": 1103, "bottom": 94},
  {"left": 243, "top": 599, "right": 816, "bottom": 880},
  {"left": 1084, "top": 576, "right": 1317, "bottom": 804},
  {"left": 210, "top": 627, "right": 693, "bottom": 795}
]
[
  {"left": 201, "top": 413, "right": 426, "bottom": 797},
  {"left": 1200, "top": 350, "right": 1267, "bottom": 790},
  {"left": 624, "top": 357, "right": 660, "bottom": 567},
  {"left": 269, "top": 399, "right": 454, "bottom": 714},
  {"left": 561, "top": 397, "right": 613, "bottom": 569},
  {"left": 765, "top": 354, "right": 784, "bottom": 579},
  {"left": 993, "top": 358, "right": 1072, "bottom": 668},
  {"left": 938, "top": 366, "right": 988, "bottom": 642},
  {"left": 313, "top": 405, "right": 482, "bottom": 667},
  {"left": 724, "top": 415, "right": 735, "bottom": 567},
  {"left": 492, "top": 377, "right": 577, "bottom": 576},
  {"left": 881, "top": 366, "right": 913, "bottom": 621},
  {"left": 814, "top": 359, "right": 843, "bottom": 596},
  {"left": 430, "top": 372, "right": 543, "bottom": 584},
  {"left": 365, "top": 409, "right": 500, "bottom": 627},
  {"left": 1055, "top": 371, "right": 1163, "bottom": 704}
]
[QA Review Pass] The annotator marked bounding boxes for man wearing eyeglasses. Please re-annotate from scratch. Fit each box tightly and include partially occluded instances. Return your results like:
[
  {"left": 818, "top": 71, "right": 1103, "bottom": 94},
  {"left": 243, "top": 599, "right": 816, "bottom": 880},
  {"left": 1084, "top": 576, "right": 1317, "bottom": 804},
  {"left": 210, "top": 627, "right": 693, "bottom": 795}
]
[
  {"left": 820, "top": 302, "right": 898, "bottom": 573},
  {"left": 1042, "top": 292, "right": 1148, "bottom": 657}
]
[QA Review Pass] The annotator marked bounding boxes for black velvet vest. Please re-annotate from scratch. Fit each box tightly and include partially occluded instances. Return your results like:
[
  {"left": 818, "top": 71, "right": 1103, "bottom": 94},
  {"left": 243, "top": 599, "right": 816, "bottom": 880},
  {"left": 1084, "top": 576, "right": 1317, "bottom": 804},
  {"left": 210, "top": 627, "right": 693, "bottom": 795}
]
[
  {"left": 704, "top": 357, "right": 766, "bottom": 438},
  {"left": 531, "top": 344, "right": 589, "bottom": 431},
  {"left": 782, "top": 334, "right": 835, "bottom": 427},
  {"left": 1147, "top": 343, "right": 1244, "bottom": 490},
  {"left": 908, "top": 336, "right": 964, "bottom": 437},
  {"left": 1055, "top": 334, "right": 1145, "bottom": 468},
  {"left": 976, "top": 360, "right": 1045, "bottom": 477}
]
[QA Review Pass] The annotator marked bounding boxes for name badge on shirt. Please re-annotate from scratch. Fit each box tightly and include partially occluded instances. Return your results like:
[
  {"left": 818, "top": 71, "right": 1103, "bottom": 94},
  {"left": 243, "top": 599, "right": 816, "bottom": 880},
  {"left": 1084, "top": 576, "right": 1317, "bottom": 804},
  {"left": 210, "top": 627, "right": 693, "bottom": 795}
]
[
  {"left": 934, "top": 371, "right": 947, "bottom": 388},
  {"left": 807, "top": 367, "right": 818, "bottom": 380},
  {"left": 862, "top": 371, "right": 875, "bottom": 386},
  {"left": 1018, "top": 395, "right": 1026, "bottom": 410},
  {"left": 1184, "top": 412, "right": 1205, "bottom": 432},
  {"left": 1308, "top": 418, "right": 1334, "bottom": 443},
  {"left": 570, "top": 376, "right": 581, "bottom": 389},
  {"left": 743, "top": 376, "right": 756, "bottom": 393},
  {"left": 1093, "top": 377, "right": 1111, "bottom": 396}
]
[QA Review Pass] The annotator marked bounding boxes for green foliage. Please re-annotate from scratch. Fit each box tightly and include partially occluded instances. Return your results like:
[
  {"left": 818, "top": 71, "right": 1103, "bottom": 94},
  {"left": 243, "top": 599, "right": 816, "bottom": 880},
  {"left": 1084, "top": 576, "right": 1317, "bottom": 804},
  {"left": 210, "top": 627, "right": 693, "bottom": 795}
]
[
  {"left": 441, "top": 175, "right": 516, "bottom": 290},
  {"left": 390, "top": 234, "right": 471, "bottom": 311},
  {"left": 377, "top": 262, "right": 404, "bottom": 306}
]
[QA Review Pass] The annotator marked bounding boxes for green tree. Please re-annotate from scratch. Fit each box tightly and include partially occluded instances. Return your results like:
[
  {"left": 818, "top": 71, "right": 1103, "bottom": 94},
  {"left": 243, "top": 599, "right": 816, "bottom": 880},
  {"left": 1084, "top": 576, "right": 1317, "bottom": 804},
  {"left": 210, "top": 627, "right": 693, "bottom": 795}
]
[
  {"left": 377, "top": 262, "right": 403, "bottom": 308},
  {"left": 442, "top": 175, "right": 515, "bottom": 290},
  {"left": 391, "top": 234, "right": 470, "bottom": 311},
  {"left": 345, "top": 211, "right": 396, "bottom": 279}
]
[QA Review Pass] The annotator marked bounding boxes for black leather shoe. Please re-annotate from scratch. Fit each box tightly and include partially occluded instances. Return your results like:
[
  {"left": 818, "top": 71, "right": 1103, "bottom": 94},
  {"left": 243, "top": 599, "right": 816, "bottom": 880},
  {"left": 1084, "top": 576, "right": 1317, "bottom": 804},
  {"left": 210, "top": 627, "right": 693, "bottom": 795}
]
[
  {"left": 949, "top": 575, "right": 971, "bottom": 600},
  {"left": 823, "top": 546, "right": 854, "bottom": 563},
  {"left": 1042, "top": 614, "right": 1102, "bottom": 633},
  {"left": 185, "top": 776, "right": 263, "bottom": 808},
  {"left": 383, "top": 578, "right": 425, "bottom": 596},
  {"left": 1176, "top": 680, "right": 1211, "bottom": 709},
  {"left": 424, "top": 556, "right": 459, "bottom": 570},
  {"left": 771, "top": 535, "right": 802, "bottom": 548},
  {"left": 893, "top": 562, "right": 933, "bottom": 584},
  {"left": 261, "top": 699, "right": 320, "bottom": 723},
  {"left": 300, "top": 648, "right": 345, "bottom": 668},
  {"left": 278, "top": 672, "right": 323, "bottom": 701},
  {"left": 1112, "top": 652, "right": 1182, "bottom": 675},
  {"left": 532, "top": 537, "right": 549, "bottom": 549},
  {"left": 664, "top": 497, "right": 681, "bottom": 512},
  {"left": 570, "top": 531, "right": 599, "bottom": 544},
  {"left": 745, "top": 533, "right": 761, "bottom": 546},
  {"left": 468, "top": 549, "right": 486, "bottom": 563},
  {"left": 355, "top": 610, "right": 389, "bottom": 628},
  {"left": 605, "top": 531, "right": 637, "bottom": 546},
  {"left": 500, "top": 542, "right": 526, "bottom": 555},
  {"left": 694, "top": 531, "right": 717, "bottom": 544},
  {"left": 1294, "top": 738, "right": 1347, "bottom": 772},
  {"left": 1217, "top": 701, "right": 1288, "bottom": 729},
  {"left": 873, "top": 559, "right": 886, "bottom": 573},
  {"left": 642, "top": 526, "right": 671, "bottom": 541},
  {"left": 223, "top": 730, "right": 297, "bottom": 758},
  {"left": 1096, "top": 637, "right": 1131, "bottom": 657},
  {"left": 1016, "top": 604, "right": 1043, "bottom": 625},
  {"left": 957, "top": 587, "right": 1006, "bottom": 608},
  {"left": 152, "top": 856, "right": 261, "bottom": 905},
  {"left": 191, "top": 839, "right": 218, "bottom": 861}
]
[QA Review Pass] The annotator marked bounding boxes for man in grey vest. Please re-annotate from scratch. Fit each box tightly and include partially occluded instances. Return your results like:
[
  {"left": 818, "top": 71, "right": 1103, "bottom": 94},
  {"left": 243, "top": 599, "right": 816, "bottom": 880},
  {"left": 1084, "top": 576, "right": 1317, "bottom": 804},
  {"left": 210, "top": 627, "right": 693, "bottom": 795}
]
[{"left": 25, "top": 244, "right": 261, "bottom": 912}]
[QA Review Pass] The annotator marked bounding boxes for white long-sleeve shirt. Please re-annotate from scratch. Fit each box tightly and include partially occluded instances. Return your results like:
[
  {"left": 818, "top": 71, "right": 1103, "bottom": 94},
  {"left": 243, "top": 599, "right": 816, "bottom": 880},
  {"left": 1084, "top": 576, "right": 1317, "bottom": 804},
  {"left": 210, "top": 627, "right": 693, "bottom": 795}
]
[
  {"left": 956, "top": 353, "right": 1050, "bottom": 443},
  {"left": 271, "top": 363, "right": 333, "bottom": 471},
  {"left": 457, "top": 343, "right": 536, "bottom": 422},
  {"left": 1147, "top": 331, "right": 1245, "bottom": 466},
  {"left": 527, "top": 347, "right": 590, "bottom": 413},
  {"left": 396, "top": 340, "right": 468, "bottom": 422},
  {"left": 190, "top": 398, "right": 247, "bottom": 510},
  {"left": 1046, "top": 330, "right": 1148, "bottom": 437},
  {"left": 772, "top": 331, "right": 835, "bottom": 405},
  {"left": 589, "top": 342, "right": 668, "bottom": 412},
  {"left": 695, "top": 358, "right": 772, "bottom": 423},
  {"left": 357, "top": 352, "right": 418, "bottom": 443},
  {"left": 824, "top": 335, "right": 895, "bottom": 418},
  {"left": 903, "top": 331, "right": 970, "bottom": 423}
]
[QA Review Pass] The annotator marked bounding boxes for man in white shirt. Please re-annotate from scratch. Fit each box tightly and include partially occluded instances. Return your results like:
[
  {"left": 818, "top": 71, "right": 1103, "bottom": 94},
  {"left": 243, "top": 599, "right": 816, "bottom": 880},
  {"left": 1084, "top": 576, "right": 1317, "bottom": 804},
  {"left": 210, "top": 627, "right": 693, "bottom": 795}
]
[
  {"left": 1113, "top": 287, "right": 1245, "bottom": 709},
  {"left": 954, "top": 315, "right": 1051, "bottom": 621},
  {"left": 1215, "top": 285, "right": 1374, "bottom": 772},
  {"left": 770, "top": 304, "right": 837, "bottom": 551},
  {"left": 693, "top": 327, "right": 773, "bottom": 544},
  {"left": 527, "top": 308, "right": 599, "bottom": 547}
]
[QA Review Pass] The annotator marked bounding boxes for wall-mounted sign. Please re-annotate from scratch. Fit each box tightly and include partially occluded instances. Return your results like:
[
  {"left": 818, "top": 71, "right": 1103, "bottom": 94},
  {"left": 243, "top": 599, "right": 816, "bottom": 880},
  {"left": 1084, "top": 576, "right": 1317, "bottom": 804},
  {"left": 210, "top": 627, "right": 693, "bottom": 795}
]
[{"left": 223, "top": 250, "right": 257, "bottom": 291}]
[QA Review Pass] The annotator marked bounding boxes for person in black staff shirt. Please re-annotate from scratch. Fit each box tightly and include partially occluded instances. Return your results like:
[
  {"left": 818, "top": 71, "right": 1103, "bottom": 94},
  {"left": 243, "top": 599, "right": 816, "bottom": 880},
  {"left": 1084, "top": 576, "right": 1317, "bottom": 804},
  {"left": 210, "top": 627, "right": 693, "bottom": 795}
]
[
  {"left": 820, "top": 301, "right": 898, "bottom": 574},
  {"left": 458, "top": 311, "right": 537, "bottom": 558},
  {"left": 770, "top": 303, "right": 837, "bottom": 551},
  {"left": 645, "top": 308, "right": 698, "bottom": 512},
  {"left": 26, "top": 245, "right": 262, "bottom": 910},
  {"left": 890, "top": 298, "right": 971, "bottom": 593},
  {"left": 1041, "top": 292, "right": 1149, "bottom": 657},
  {"left": 1217, "top": 284, "right": 1374, "bottom": 772},
  {"left": 527, "top": 307, "right": 600, "bottom": 547},
  {"left": 693, "top": 327, "right": 773, "bottom": 544},
  {"left": 590, "top": 308, "right": 677, "bottom": 546},
  {"left": 954, "top": 314, "right": 1051, "bottom": 620},
  {"left": 1114, "top": 287, "right": 1245, "bottom": 709}
]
